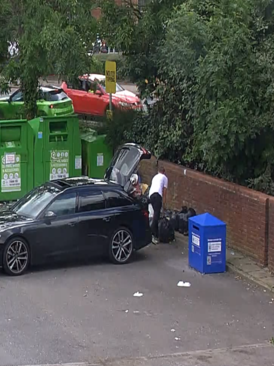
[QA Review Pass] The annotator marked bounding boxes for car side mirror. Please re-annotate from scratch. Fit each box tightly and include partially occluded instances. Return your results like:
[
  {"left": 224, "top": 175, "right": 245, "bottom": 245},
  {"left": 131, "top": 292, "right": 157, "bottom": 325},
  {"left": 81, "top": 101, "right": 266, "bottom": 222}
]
[
  {"left": 95, "top": 90, "right": 102, "bottom": 96},
  {"left": 44, "top": 211, "right": 56, "bottom": 219}
]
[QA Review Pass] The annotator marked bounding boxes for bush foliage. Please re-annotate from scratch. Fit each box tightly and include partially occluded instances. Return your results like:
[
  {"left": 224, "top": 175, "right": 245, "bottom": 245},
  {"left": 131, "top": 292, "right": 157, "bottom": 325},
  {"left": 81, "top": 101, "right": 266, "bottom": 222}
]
[{"left": 101, "top": 0, "right": 274, "bottom": 194}]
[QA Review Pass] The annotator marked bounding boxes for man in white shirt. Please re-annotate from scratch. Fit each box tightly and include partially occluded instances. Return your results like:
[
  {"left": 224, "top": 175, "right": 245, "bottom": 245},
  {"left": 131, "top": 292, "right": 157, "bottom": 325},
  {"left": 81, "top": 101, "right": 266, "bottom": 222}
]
[{"left": 149, "top": 166, "right": 168, "bottom": 244}]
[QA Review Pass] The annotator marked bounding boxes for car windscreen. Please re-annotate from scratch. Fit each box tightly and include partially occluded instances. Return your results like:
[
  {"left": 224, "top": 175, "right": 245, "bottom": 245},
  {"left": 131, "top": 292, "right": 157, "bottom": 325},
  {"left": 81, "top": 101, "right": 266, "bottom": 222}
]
[
  {"left": 97, "top": 79, "right": 124, "bottom": 93},
  {"left": 42, "top": 90, "right": 69, "bottom": 102},
  {"left": 13, "top": 185, "right": 60, "bottom": 218}
]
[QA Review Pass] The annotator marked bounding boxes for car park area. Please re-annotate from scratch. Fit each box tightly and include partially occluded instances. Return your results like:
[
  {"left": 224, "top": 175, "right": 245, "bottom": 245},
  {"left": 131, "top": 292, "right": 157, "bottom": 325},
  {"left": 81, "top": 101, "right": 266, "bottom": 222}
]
[{"left": 0, "top": 239, "right": 273, "bottom": 366}]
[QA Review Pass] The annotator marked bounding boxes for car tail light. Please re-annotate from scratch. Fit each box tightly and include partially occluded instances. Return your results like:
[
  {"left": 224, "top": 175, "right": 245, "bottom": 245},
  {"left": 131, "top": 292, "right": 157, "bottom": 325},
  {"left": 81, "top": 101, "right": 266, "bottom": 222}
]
[
  {"left": 50, "top": 104, "right": 54, "bottom": 109},
  {"left": 142, "top": 209, "right": 149, "bottom": 219}
]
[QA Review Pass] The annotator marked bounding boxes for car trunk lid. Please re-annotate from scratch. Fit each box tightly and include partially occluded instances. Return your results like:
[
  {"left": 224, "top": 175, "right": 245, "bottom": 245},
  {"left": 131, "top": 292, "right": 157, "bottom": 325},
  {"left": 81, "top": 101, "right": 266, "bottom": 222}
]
[{"left": 105, "top": 143, "right": 151, "bottom": 189}]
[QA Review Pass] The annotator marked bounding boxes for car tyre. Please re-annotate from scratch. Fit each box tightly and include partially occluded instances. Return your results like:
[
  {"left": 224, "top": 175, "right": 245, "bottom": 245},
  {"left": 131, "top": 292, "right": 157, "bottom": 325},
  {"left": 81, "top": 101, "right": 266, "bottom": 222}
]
[
  {"left": 109, "top": 227, "right": 133, "bottom": 264},
  {"left": 3, "top": 237, "right": 30, "bottom": 276}
]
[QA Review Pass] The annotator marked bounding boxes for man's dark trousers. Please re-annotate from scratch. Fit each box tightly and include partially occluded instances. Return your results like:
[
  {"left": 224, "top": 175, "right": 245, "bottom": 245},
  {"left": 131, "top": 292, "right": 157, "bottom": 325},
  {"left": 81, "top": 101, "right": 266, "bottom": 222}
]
[{"left": 150, "top": 192, "right": 162, "bottom": 238}]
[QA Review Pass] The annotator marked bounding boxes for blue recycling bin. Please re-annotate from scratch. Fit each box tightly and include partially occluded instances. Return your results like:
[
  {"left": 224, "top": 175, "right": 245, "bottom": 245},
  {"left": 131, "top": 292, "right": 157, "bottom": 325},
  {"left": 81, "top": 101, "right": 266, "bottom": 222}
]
[{"left": 188, "top": 213, "right": 226, "bottom": 274}]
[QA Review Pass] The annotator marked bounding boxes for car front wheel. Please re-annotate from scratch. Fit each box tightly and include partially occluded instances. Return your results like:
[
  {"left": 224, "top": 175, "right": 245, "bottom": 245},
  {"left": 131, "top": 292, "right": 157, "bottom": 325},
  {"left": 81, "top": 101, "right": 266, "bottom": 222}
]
[
  {"left": 3, "top": 237, "right": 30, "bottom": 276},
  {"left": 109, "top": 227, "right": 133, "bottom": 264}
]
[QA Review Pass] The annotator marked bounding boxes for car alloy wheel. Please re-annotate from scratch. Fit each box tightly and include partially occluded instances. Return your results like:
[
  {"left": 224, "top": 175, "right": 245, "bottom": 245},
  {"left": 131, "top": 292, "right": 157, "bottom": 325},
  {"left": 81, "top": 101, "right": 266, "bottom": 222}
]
[
  {"left": 3, "top": 238, "right": 29, "bottom": 276},
  {"left": 111, "top": 228, "right": 133, "bottom": 264}
]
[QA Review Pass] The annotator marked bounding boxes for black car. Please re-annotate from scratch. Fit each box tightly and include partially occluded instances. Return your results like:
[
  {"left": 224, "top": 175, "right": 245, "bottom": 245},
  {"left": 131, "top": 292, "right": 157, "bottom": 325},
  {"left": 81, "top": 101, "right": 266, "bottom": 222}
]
[{"left": 0, "top": 143, "right": 152, "bottom": 276}]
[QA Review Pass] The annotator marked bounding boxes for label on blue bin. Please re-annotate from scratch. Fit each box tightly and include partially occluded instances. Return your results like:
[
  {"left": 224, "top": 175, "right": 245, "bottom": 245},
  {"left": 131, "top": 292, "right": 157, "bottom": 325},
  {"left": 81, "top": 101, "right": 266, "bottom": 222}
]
[
  {"left": 192, "top": 233, "right": 201, "bottom": 255},
  {"left": 207, "top": 238, "right": 222, "bottom": 264}
]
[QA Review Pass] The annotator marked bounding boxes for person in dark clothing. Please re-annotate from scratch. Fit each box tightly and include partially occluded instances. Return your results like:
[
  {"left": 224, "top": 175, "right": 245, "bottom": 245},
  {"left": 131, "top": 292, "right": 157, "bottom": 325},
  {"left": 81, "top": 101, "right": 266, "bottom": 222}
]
[{"left": 149, "top": 167, "right": 168, "bottom": 244}]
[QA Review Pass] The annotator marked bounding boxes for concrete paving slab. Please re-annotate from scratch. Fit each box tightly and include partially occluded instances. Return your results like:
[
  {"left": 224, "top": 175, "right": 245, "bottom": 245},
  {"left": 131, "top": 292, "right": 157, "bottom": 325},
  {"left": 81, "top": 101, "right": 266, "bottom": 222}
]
[{"left": 175, "top": 233, "right": 274, "bottom": 293}]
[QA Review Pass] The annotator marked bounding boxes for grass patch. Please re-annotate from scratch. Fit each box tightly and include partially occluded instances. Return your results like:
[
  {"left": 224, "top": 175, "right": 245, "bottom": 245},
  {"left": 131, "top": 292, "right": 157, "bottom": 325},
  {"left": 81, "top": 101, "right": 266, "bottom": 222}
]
[{"left": 93, "top": 53, "right": 124, "bottom": 63}]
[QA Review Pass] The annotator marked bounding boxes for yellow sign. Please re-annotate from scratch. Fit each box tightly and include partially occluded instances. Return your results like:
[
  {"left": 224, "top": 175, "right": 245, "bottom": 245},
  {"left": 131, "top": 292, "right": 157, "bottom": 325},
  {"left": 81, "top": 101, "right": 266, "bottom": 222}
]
[{"left": 105, "top": 61, "right": 116, "bottom": 94}]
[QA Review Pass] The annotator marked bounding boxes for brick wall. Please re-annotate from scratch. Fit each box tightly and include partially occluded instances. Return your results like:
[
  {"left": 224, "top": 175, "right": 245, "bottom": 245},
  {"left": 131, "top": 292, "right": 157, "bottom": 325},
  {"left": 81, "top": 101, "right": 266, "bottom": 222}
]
[{"left": 140, "top": 157, "right": 272, "bottom": 269}]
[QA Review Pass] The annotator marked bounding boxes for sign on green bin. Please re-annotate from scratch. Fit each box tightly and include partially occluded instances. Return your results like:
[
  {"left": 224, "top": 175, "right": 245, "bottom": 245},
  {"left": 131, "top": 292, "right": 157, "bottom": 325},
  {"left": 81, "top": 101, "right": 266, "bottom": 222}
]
[
  {"left": 28, "top": 115, "right": 82, "bottom": 187},
  {"left": 0, "top": 119, "right": 34, "bottom": 201}
]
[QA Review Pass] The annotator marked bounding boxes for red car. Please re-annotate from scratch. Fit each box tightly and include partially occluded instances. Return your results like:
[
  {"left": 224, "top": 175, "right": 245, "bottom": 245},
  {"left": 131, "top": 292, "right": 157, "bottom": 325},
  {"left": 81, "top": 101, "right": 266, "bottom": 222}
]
[{"left": 61, "top": 74, "right": 143, "bottom": 117}]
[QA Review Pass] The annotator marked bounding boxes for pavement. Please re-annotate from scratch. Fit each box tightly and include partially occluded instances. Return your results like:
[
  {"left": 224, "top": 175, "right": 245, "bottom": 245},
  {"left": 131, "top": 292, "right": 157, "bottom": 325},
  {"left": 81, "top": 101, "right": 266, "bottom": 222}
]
[
  {"left": 226, "top": 248, "right": 274, "bottom": 293},
  {"left": 177, "top": 234, "right": 274, "bottom": 293},
  {"left": 0, "top": 236, "right": 274, "bottom": 366}
]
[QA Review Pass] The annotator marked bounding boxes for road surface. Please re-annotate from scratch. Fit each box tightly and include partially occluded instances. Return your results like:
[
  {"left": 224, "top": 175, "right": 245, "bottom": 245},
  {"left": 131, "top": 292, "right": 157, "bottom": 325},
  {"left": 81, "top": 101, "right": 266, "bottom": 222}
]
[{"left": 0, "top": 239, "right": 273, "bottom": 366}]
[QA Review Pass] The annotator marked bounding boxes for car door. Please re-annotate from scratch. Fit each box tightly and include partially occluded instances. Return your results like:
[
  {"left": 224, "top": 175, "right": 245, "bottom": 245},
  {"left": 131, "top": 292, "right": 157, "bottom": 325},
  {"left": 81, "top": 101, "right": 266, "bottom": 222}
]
[
  {"left": 8, "top": 90, "right": 25, "bottom": 119},
  {"left": 85, "top": 81, "right": 105, "bottom": 116},
  {"left": 93, "top": 82, "right": 108, "bottom": 116},
  {"left": 32, "top": 191, "right": 79, "bottom": 262},
  {"left": 77, "top": 188, "right": 110, "bottom": 256},
  {"left": 63, "top": 79, "right": 88, "bottom": 114},
  {"left": 103, "top": 189, "right": 137, "bottom": 233}
]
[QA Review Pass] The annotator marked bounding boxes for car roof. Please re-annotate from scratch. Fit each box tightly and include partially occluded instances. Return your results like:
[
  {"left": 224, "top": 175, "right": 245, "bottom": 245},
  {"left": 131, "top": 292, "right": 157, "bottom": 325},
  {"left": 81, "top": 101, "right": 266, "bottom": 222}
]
[
  {"left": 48, "top": 177, "right": 123, "bottom": 191},
  {"left": 40, "top": 86, "right": 63, "bottom": 92}
]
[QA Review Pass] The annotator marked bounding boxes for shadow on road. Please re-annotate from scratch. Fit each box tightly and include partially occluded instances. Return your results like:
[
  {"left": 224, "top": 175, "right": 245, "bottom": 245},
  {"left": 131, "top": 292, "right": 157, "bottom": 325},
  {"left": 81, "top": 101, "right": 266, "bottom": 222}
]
[{"left": 0, "top": 249, "right": 149, "bottom": 278}]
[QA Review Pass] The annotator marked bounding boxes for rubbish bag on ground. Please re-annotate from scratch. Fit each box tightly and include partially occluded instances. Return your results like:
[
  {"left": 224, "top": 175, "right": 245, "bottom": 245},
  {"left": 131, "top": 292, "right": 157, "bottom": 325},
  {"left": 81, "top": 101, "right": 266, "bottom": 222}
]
[
  {"left": 158, "top": 216, "right": 175, "bottom": 243},
  {"left": 164, "top": 209, "right": 173, "bottom": 219},
  {"left": 170, "top": 211, "right": 179, "bottom": 231},
  {"left": 178, "top": 206, "right": 188, "bottom": 234},
  {"left": 178, "top": 207, "right": 196, "bottom": 235}
]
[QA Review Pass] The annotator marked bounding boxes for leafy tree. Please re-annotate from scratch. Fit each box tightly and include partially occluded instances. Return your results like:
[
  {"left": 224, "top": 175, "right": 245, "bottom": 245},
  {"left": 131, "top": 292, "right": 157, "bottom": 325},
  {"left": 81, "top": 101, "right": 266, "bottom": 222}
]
[
  {"left": 98, "top": 0, "right": 185, "bottom": 95},
  {"left": 0, "top": 0, "right": 98, "bottom": 119},
  {"left": 102, "top": 0, "right": 274, "bottom": 194},
  {"left": 161, "top": 0, "right": 274, "bottom": 184}
]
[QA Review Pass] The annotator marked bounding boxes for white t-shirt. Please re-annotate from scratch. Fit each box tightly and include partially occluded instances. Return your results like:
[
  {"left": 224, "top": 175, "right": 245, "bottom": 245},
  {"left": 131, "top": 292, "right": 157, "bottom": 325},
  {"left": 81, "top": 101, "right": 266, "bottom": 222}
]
[{"left": 149, "top": 173, "right": 168, "bottom": 197}]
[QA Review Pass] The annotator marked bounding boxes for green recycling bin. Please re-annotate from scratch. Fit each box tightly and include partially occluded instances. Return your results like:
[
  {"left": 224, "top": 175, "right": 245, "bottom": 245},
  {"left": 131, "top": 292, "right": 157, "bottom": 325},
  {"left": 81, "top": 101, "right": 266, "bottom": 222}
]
[
  {"left": 81, "top": 131, "right": 113, "bottom": 179},
  {"left": 28, "top": 115, "right": 82, "bottom": 187},
  {"left": 0, "top": 119, "right": 34, "bottom": 201}
]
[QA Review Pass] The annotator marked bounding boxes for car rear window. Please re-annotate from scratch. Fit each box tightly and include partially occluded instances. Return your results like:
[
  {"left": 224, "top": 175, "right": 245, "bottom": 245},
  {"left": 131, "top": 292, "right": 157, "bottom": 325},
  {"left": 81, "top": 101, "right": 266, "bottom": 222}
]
[
  {"left": 105, "top": 190, "right": 132, "bottom": 208},
  {"left": 78, "top": 190, "right": 105, "bottom": 213},
  {"left": 43, "top": 90, "right": 69, "bottom": 102}
]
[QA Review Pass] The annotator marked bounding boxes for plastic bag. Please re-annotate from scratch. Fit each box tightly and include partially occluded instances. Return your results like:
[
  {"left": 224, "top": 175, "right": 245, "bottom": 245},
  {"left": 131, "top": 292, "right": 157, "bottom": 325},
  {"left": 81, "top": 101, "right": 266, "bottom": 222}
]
[
  {"left": 164, "top": 209, "right": 173, "bottom": 219},
  {"left": 170, "top": 211, "right": 179, "bottom": 231},
  {"left": 178, "top": 207, "right": 196, "bottom": 235},
  {"left": 158, "top": 217, "right": 175, "bottom": 243}
]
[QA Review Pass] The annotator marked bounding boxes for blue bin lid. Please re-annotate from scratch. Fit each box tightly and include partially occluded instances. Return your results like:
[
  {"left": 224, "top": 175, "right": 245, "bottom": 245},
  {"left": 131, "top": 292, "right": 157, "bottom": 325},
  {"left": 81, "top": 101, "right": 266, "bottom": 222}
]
[{"left": 189, "top": 213, "right": 226, "bottom": 227}]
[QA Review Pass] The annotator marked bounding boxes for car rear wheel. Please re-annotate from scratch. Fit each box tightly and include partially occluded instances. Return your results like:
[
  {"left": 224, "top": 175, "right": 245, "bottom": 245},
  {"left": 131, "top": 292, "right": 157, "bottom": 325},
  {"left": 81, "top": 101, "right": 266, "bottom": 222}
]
[
  {"left": 109, "top": 227, "right": 133, "bottom": 264},
  {"left": 3, "top": 237, "right": 30, "bottom": 276}
]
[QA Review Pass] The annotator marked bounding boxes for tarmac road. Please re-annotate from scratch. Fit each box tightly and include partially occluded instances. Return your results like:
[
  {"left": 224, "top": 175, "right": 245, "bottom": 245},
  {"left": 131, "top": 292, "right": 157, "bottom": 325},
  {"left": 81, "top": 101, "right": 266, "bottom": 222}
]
[{"left": 0, "top": 239, "right": 273, "bottom": 366}]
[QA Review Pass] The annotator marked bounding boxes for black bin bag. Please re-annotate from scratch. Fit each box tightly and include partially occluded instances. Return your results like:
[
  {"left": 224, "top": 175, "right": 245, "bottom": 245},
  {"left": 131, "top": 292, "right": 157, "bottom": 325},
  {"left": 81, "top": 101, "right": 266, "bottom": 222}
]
[
  {"left": 178, "top": 207, "right": 196, "bottom": 235},
  {"left": 158, "top": 217, "right": 175, "bottom": 243},
  {"left": 170, "top": 210, "right": 179, "bottom": 231}
]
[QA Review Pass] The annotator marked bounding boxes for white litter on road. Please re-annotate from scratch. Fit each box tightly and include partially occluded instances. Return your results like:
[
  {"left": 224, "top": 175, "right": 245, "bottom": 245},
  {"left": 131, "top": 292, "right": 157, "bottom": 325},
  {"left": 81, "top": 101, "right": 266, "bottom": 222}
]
[
  {"left": 171, "top": 329, "right": 176, "bottom": 332},
  {"left": 125, "top": 310, "right": 129, "bottom": 313},
  {"left": 175, "top": 337, "right": 181, "bottom": 341},
  {"left": 133, "top": 292, "right": 144, "bottom": 297},
  {"left": 177, "top": 281, "right": 191, "bottom": 288}
]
